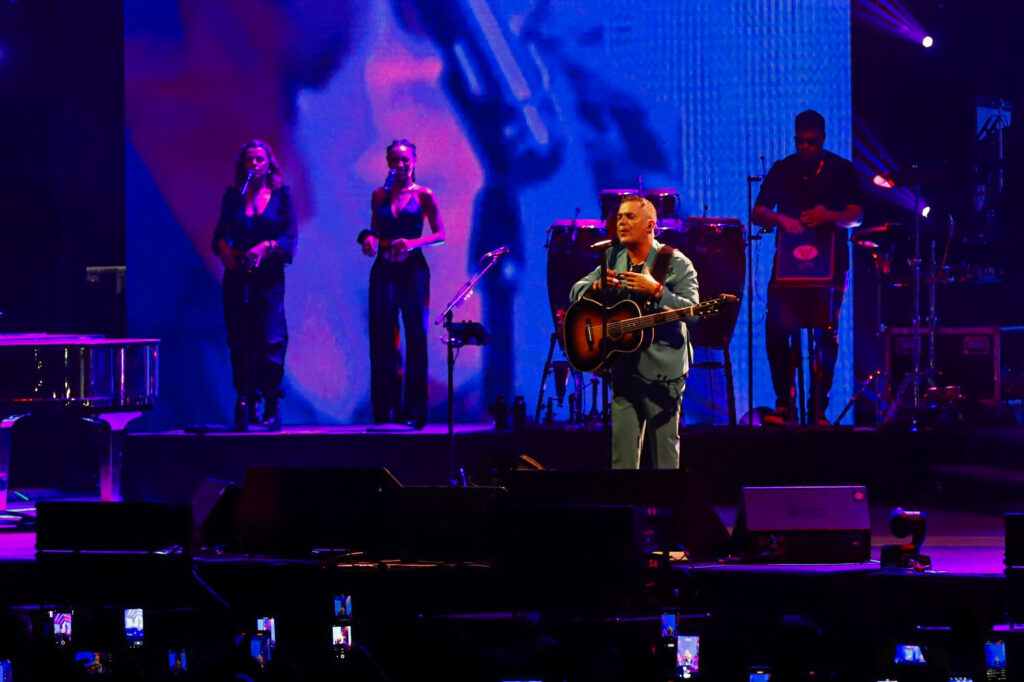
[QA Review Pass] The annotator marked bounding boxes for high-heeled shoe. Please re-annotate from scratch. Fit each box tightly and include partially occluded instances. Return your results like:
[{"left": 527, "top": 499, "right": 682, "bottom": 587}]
[{"left": 402, "top": 417, "right": 426, "bottom": 431}]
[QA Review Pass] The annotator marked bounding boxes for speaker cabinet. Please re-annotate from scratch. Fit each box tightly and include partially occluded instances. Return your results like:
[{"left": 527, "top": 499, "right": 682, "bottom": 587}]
[
  {"left": 502, "top": 469, "right": 730, "bottom": 561},
  {"left": 36, "top": 502, "right": 193, "bottom": 554},
  {"left": 886, "top": 327, "right": 1000, "bottom": 403},
  {"left": 734, "top": 486, "right": 870, "bottom": 563}
]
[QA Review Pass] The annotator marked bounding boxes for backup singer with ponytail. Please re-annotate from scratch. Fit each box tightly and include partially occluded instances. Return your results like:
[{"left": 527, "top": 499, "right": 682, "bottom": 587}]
[
  {"left": 212, "top": 139, "right": 297, "bottom": 430},
  {"left": 358, "top": 139, "right": 445, "bottom": 429}
]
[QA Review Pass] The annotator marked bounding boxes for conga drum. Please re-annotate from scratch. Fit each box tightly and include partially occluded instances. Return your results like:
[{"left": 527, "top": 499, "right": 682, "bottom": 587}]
[
  {"left": 546, "top": 219, "right": 608, "bottom": 342},
  {"left": 598, "top": 189, "right": 637, "bottom": 220},
  {"left": 644, "top": 189, "right": 681, "bottom": 223},
  {"left": 659, "top": 217, "right": 745, "bottom": 348}
]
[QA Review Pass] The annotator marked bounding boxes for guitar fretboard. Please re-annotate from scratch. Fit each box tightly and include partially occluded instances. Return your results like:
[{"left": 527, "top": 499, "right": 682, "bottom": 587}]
[{"left": 606, "top": 305, "right": 696, "bottom": 336}]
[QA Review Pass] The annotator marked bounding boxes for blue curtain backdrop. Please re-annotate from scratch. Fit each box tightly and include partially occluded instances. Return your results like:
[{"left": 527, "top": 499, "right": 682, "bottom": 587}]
[{"left": 125, "top": 0, "right": 853, "bottom": 430}]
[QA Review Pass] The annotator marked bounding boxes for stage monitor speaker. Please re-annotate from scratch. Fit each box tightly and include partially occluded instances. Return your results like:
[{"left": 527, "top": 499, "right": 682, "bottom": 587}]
[
  {"left": 500, "top": 469, "right": 730, "bottom": 561},
  {"left": 734, "top": 485, "right": 870, "bottom": 563},
  {"left": 191, "top": 478, "right": 242, "bottom": 549},
  {"left": 36, "top": 501, "right": 193, "bottom": 554},
  {"left": 887, "top": 327, "right": 1000, "bottom": 403},
  {"left": 1005, "top": 513, "right": 1024, "bottom": 572},
  {"left": 234, "top": 467, "right": 505, "bottom": 558},
  {"left": 235, "top": 467, "right": 401, "bottom": 555}
]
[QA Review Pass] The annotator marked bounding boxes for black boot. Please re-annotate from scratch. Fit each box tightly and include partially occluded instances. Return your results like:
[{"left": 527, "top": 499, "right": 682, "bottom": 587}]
[
  {"left": 233, "top": 395, "right": 249, "bottom": 432},
  {"left": 248, "top": 393, "right": 261, "bottom": 425},
  {"left": 261, "top": 395, "right": 281, "bottom": 431}
]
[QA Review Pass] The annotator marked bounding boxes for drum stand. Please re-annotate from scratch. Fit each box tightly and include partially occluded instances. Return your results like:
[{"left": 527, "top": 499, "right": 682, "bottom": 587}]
[
  {"left": 886, "top": 183, "right": 944, "bottom": 423},
  {"left": 835, "top": 231, "right": 901, "bottom": 421},
  {"left": 793, "top": 328, "right": 825, "bottom": 426},
  {"left": 534, "top": 330, "right": 582, "bottom": 424},
  {"left": 833, "top": 237, "right": 893, "bottom": 424},
  {"left": 689, "top": 348, "right": 737, "bottom": 425}
]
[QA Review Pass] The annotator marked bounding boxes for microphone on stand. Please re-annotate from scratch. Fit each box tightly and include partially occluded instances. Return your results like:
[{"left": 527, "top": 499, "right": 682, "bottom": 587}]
[
  {"left": 383, "top": 169, "right": 398, "bottom": 192},
  {"left": 483, "top": 245, "right": 510, "bottom": 258},
  {"left": 589, "top": 238, "right": 619, "bottom": 250},
  {"left": 239, "top": 169, "right": 255, "bottom": 197}
]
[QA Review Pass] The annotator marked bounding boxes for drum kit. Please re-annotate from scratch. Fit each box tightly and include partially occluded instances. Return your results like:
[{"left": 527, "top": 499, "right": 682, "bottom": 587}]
[
  {"left": 833, "top": 214, "right": 1003, "bottom": 424},
  {"left": 538, "top": 187, "right": 746, "bottom": 425}
]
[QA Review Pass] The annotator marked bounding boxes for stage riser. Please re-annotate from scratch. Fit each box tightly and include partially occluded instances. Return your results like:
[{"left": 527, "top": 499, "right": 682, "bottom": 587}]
[{"left": 123, "top": 427, "right": 1024, "bottom": 509}]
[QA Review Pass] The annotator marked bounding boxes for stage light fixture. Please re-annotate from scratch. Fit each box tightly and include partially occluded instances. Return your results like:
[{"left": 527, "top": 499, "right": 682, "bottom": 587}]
[
  {"left": 921, "top": 35, "right": 933, "bottom": 48},
  {"left": 880, "top": 507, "right": 932, "bottom": 571},
  {"left": 920, "top": 205, "right": 931, "bottom": 218},
  {"left": 873, "top": 173, "right": 896, "bottom": 189}
]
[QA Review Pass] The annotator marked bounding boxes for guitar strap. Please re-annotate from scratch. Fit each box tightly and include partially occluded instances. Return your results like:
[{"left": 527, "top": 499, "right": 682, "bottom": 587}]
[
  {"left": 650, "top": 244, "right": 675, "bottom": 285},
  {"left": 648, "top": 243, "right": 692, "bottom": 372},
  {"left": 639, "top": 243, "right": 675, "bottom": 313}
]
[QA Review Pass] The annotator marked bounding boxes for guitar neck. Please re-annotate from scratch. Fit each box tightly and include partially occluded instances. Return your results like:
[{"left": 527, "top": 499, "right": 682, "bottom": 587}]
[{"left": 618, "top": 304, "right": 698, "bottom": 334}]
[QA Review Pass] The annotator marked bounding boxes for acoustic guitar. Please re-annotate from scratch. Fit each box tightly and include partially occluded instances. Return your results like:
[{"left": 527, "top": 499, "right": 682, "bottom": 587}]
[{"left": 563, "top": 294, "right": 738, "bottom": 372}]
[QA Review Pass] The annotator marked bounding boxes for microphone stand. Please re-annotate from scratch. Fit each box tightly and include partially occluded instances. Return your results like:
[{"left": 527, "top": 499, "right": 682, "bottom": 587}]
[
  {"left": 239, "top": 170, "right": 255, "bottom": 197},
  {"left": 435, "top": 251, "right": 503, "bottom": 486},
  {"left": 745, "top": 174, "right": 769, "bottom": 426},
  {"left": 233, "top": 176, "right": 257, "bottom": 431},
  {"left": 596, "top": 243, "right": 616, "bottom": 459}
]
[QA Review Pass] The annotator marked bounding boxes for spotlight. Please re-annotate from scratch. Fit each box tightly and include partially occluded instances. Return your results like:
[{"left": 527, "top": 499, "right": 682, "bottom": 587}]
[
  {"left": 921, "top": 35, "right": 934, "bottom": 48},
  {"left": 873, "top": 174, "right": 895, "bottom": 189},
  {"left": 921, "top": 205, "right": 931, "bottom": 218},
  {"left": 880, "top": 507, "right": 931, "bottom": 571}
]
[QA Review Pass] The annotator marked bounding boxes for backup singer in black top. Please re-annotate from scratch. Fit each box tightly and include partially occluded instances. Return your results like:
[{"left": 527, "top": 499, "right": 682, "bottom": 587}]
[
  {"left": 212, "top": 139, "right": 297, "bottom": 430},
  {"left": 752, "top": 110, "right": 863, "bottom": 426},
  {"left": 358, "top": 139, "right": 445, "bottom": 429}
]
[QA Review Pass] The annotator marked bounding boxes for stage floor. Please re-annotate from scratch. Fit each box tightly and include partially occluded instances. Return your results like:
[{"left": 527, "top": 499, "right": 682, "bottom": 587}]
[{"left": 0, "top": 497, "right": 1005, "bottom": 575}]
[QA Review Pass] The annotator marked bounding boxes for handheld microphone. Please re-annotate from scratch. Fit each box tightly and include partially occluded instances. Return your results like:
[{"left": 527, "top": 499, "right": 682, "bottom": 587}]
[
  {"left": 239, "top": 169, "right": 255, "bottom": 197},
  {"left": 590, "top": 238, "right": 619, "bottom": 250},
  {"left": 483, "top": 245, "right": 510, "bottom": 258},
  {"left": 383, "top": 169, "right": 397, "bottom": 192}
]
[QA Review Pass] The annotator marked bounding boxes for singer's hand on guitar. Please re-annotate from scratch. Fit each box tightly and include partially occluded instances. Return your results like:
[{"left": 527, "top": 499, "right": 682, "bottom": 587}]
[
  {"left": 362, "top": 234, "right": 378, "bottom": 257},
  {"left": 590, "top": 269, "right": 621, "bottom": 292},
  {"left": 619, "top": 266, "right": 659, "bottom": 295},
  {"left": 778, "top": 214, "right": 806, "bottom": 234}
]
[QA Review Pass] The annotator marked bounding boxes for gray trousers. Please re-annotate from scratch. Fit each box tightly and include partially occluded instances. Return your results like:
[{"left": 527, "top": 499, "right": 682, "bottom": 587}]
[{"left": 610, "top": 373, "right": 685, "bottom": 469}]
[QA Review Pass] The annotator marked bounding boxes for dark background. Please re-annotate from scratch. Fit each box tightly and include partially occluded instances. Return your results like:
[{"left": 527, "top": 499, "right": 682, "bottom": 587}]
[
  {"left": 0, "top": 0, "right": 124, "bottom": 336},
  {"left": 851, "top": 0, "right": 1024, "bottom": 418}
]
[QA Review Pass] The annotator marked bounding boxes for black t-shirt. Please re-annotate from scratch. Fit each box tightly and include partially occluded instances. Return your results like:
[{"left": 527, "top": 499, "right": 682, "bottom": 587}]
[{"left": 755, "top": 150, "right": 863, "bottom": 272}]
